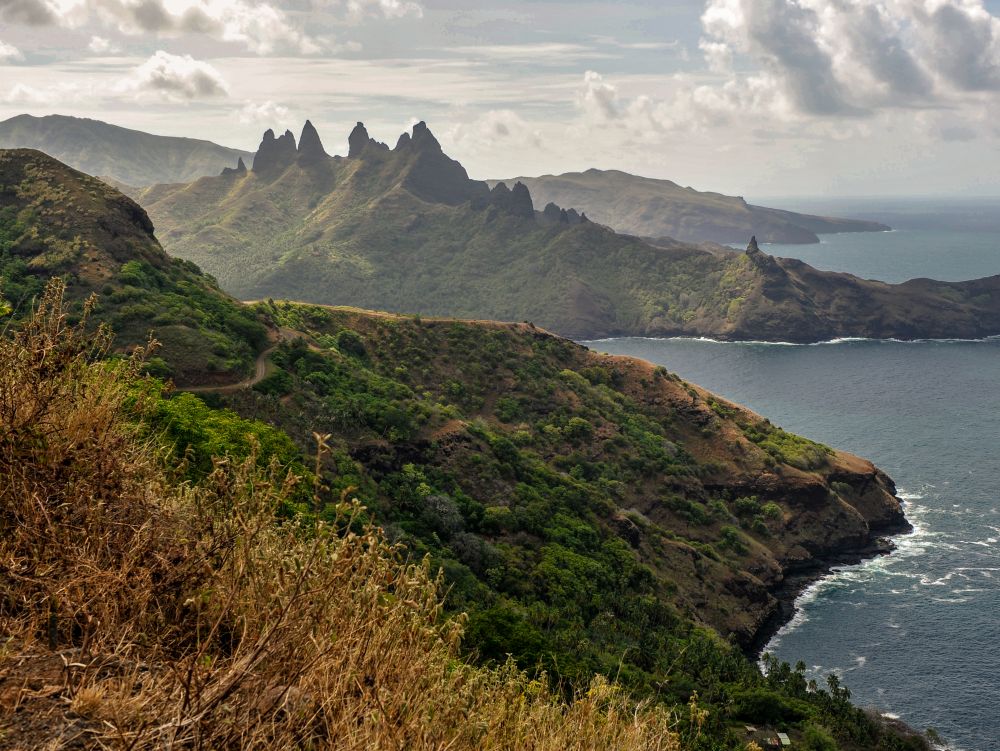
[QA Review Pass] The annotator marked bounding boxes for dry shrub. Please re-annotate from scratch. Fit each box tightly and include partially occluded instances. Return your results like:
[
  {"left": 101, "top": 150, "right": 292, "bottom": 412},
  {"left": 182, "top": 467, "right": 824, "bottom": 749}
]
[
  {"left": 0, "top": 280, "right": 681, "bottom": 750},
  {"left": 0, "top": 278, "right": 179, "bottom": 653}
]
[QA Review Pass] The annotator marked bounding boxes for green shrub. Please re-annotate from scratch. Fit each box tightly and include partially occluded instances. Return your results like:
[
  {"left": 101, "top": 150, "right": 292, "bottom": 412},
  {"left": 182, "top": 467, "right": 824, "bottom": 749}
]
[
  {"left": 336, "top": 329, "right": 366, "bottom": 357},
  {"left": 802, "top": 723, "right": 838, "bottom": 751}
]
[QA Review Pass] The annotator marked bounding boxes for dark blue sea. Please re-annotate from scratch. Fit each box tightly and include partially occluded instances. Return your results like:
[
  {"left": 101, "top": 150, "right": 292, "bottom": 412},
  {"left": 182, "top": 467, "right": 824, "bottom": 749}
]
[{"left": 585, "top": 200, "right": 1000, "bottom": 751}]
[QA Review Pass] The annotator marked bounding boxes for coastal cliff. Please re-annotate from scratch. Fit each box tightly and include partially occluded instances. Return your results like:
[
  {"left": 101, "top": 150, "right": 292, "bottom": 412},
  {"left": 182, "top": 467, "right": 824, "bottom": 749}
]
[{"left": 217, "top": 303, "right": 910, "bottom": 655}]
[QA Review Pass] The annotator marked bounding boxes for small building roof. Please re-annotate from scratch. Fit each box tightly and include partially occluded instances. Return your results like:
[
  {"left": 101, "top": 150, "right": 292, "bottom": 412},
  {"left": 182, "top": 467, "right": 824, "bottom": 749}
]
[{"left": 777, "top": 732, "right": 791, "bottom": 746}]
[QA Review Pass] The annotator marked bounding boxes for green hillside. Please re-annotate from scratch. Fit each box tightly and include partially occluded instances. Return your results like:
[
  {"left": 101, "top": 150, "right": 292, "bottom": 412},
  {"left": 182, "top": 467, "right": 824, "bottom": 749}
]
[
  {"left": 0, "top": 114, "right": 252, "bottom": 187},
  {"left": 138, "top": 121, "right": 1000, "bottom": 343},
  {"left": 0, "top": 149, "right": 936, "bottom": 749},
  {"left": 492, "top": 169, "right": 890, "bottom": 245},
  {"left": 0, "top": 149, "right": 268, "bottom": 385},
  {"left": 190, "top": 299, "right": 932, "bottom": 748}
]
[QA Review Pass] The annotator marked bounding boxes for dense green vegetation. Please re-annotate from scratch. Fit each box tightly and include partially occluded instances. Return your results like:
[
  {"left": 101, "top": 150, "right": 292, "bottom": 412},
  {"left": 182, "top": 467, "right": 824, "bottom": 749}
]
[
  {"left": 166, "top": 300, "right": 928, "bottom": 750},
  {"left": 0, "top": 149, "right": 267, "bottom": 383}
]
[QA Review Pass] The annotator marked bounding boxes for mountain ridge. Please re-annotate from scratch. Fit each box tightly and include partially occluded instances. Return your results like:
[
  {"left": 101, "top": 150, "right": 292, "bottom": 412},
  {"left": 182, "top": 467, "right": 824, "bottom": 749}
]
[
  {"left": 490, "top": 168, "right": 891, "bottom": 245},
  {"left": 0, "top": 114, "right": 252, "bottom": 187},
  {"left": 137, "top": 120, "right": 1000, "bottom": 343}
]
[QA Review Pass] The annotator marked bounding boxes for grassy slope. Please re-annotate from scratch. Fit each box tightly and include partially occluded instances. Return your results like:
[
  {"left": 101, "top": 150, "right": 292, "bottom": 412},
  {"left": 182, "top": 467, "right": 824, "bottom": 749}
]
[
  {"left": 0, "top": 149, "right": 268, "bottom": 384},
  {"left": 491, "top": 170, "right": 890, "bottom": 244},
  {"left": 193, "top": 301, "right": 933, "bottom": 748},
  {"left": 0, "top": 114, "right": 252, "bottom": 186},
  {"left": 139, "top": 130, "right": 1000, "bottom": 342}
]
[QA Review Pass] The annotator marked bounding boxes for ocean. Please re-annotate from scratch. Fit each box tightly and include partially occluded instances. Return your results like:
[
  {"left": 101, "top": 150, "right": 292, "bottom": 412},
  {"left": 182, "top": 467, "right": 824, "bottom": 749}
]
[{"left": 584, "top": 200, "right": 1000, "bottom": 751}]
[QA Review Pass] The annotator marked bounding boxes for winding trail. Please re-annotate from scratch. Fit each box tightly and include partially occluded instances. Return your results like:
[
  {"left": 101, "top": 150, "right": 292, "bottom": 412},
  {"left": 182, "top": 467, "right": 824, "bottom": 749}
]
[{"left": 180, "top": 327, "right": 300, "bottom": 394}]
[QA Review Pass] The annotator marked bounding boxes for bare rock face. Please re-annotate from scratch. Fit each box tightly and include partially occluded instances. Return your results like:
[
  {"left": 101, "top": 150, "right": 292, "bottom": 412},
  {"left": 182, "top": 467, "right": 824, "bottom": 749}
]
[
  {"left": 509, "top": 182, "right": 534, "bottom": 218},
  {"left": 348, "top": 122, "right": 371, "bottom": 158},
  {"left": 348, "top": 121, "right": 390, "bottom": 158},
  {"left": 253, "top": 129, "right": 297, "bottom": 174},
  {"left": 297, "top": 120, "right": 328, "bottom": 164},
  {"left": 400, "top": 121, "right": 490, "bottom": 206},
  {"left": 411, "top": 120, "right": 442, "bottom": 152}
]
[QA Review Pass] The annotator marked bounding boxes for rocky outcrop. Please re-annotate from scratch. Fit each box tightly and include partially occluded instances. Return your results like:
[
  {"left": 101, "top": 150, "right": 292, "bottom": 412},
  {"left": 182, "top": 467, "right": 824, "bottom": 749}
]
[
  {"left": 486, "top": 181, "right": 534, "bottom": 218},
  {"left": 220, "top": 157, "right": 247, "bottom": 176},
  {"left": 539, "top": 201, "right": 587, "bottom": 226},
  {"left": 297, "top": 120, "right": 328, "bottom": 165},
  {"left": 399, "top": 121, "right": 490, "bottom": 206},
  {"left": 252, "top": 129, "right": 297, "bottom": 175},
  {"left": 348, "top": 122, "right": 389, "bottom": 158},
  {"left": 348, "top": 122, "right": 371, "bottom": 158}
]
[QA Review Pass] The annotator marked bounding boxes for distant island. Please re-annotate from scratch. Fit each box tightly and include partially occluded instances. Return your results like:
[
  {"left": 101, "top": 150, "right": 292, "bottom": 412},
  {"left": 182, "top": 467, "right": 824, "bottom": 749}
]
[{"left": 490, "top": 169, "right": 890, "bottom": 245}]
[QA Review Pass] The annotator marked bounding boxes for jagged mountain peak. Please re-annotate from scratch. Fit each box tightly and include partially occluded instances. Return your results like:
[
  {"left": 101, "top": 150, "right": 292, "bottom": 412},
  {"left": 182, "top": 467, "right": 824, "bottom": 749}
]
[
  {"left": 298, "top": 119, "right": 328, "bottom": 163},
  {"left": 253, "top": 128, "right": 297, "bottom": 173},
  {"left": 410, "top": 120, "right": 442, "bottom": 152},
  {"left": 348, "top": 121, "right": 370, "bottom": 158}
]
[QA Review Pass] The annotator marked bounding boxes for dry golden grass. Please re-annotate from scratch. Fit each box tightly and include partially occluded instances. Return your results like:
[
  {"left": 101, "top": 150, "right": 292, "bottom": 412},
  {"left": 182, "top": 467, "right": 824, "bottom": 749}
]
[{"left": 0, "top": 279, "right": 682, "bottom": 750}]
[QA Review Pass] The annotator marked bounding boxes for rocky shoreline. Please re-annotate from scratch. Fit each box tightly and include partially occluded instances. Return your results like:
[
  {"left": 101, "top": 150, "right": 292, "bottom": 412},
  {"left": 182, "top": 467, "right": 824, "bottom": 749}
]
[{"left": 747, "top": 505, "right": 914, "bottom": 658}]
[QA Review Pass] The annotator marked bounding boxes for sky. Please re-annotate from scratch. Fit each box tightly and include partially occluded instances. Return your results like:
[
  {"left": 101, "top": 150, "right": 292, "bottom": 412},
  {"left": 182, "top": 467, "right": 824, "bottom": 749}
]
[{"left": 2, "top": 0, "right": 1000, "bottom": 196}]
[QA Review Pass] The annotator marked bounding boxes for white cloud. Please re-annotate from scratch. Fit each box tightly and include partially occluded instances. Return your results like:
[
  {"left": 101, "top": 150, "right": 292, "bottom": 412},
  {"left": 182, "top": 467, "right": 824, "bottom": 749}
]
[
  {"left": 345, "top": 0, "right": 423, "bottom": 20},
  {"left": 238, "top": 99, "right": 291, "bottom": 126},
  {"left": 87, "top": 35, "right": 119, "bottom": 53},
  {"left": 445, "top": 109, "right": 542, "bottom": 154},
  {"left": 577, "top": 70, "right": 622, "bottom": 122},
  {"left": 0, "top": 0, "right": 321, "bottom": 55},
  {"left": 3, "top": 83, "right": 52, "bottom": 103},
  {"left": 116, "top": 50, "right": 228, "bottom": 101},
  {"left": 697, "top": 0, "right": 1000, "bottom": 120},
  {"left": 2, "top": 81, "right": 86, "bottom": 104},
  {"left": 0, "top": 40, "right": 23, "bottom": 62}
]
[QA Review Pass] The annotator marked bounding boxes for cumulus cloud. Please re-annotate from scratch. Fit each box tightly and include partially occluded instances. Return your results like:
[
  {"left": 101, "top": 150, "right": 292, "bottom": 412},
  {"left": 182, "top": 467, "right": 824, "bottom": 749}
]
[
  {"left": 0, "top": 40, "right": 23, "bottom": 61},
  {"left": 577, "top": 71, "right": 622, "bottom": 122},
  {"left": 117, "top": 50, "right": 228, "bottom": 100},
  {"left": 0, "top": 0, "right": 320, "bottom": 54},
  {"left": 238, "top": 99, "right": 291, "bottom": 126},
  {"left": 445, "top": 109, "right": 542, "bottom": 153},
  {"left": 698, "top": 0, "right": 1000, "bottom": 119}
]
